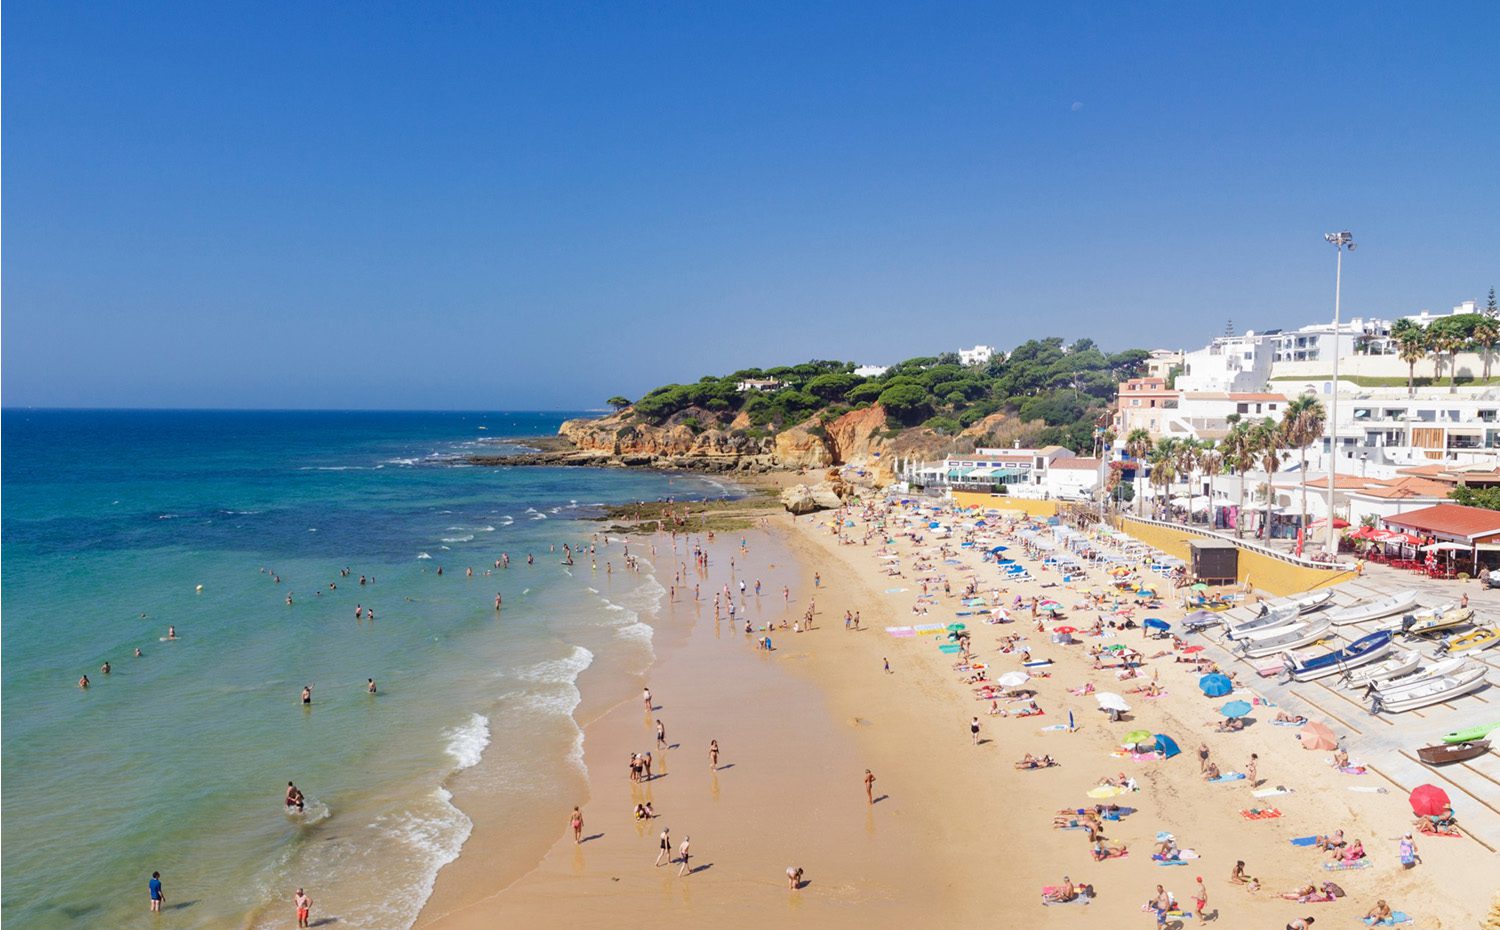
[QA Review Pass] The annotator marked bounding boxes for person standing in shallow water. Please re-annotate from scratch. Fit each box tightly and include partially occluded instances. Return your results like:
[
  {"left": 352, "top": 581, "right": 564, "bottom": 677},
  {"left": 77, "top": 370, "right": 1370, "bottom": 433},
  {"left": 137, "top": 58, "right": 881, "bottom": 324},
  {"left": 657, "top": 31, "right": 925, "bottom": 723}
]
[
  {"left": 294, "top": 888, "right": 311, "bottom": 928},
  {"left": 148, "top": 871, "right": 164, "bottom": 912}
]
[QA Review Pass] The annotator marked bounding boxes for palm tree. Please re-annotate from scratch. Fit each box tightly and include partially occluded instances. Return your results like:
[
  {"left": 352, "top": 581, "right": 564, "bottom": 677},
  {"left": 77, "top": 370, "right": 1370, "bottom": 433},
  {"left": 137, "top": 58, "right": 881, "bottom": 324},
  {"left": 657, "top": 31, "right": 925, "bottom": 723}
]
[
  {"left": 1124, "top": 428, "right": 1153, "bottom": 517},
  {"left": 1472, "top": 314, "right": 1499, "bottom": 381},
  {"left": 1428, "top": 319, "right": 1465, "bottom": 393},
  {"left": 1196, "top": 440, "right": 1223, "bottom": 528},
  {"left": 1175, "top": 438, "right": 1202, "bottom": 524},
  {"left": 1391, "top": 318, "right": 1427, "bottom": 397},
  {"left": 1147, "top": 447, "right": 1176, "bottom": 520},
  {"left": 1222, "top": 416, "right": 1254, "bottom": 538},
  {"left": 1251, "top": 418, "right": 1284, "bottom": 541},
  {"left": 1280, "top": 395, "right": 1327, "bottom": 532}
]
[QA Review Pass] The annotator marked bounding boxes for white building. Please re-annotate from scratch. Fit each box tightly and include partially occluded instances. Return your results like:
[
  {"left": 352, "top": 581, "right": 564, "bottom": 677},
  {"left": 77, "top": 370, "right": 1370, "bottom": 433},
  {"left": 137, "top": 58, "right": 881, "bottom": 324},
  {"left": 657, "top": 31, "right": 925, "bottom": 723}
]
[
  {"left": 958, "top": 345, "right": 997, "bottom": 367},
  {"left": 1175, "top": 332, "right": 1278, "bottom": 393},
  {"left": 910, "top": 446, "right": 1104, "bottom": 501},
  {"left": 735, "top": 378, "right": 784, "bottom": 392},
  {"left": 1145, "top": 349, "right": 1184, "bottom": 380}
]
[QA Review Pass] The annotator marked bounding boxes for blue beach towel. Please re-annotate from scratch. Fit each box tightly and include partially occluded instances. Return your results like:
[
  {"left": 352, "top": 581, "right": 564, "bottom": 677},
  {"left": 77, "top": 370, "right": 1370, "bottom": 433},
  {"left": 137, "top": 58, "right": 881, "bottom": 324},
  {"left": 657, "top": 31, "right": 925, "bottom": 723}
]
[{"left": 1290, "top": 836, "right": 1318, "bottom": 847}]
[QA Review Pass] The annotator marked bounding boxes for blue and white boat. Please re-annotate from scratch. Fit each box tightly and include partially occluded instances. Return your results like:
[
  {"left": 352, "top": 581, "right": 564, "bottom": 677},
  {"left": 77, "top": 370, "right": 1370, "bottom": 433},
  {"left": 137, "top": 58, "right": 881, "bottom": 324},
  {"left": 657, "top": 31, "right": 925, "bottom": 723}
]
[{"left": 1282, "top": 630, "right": 1394, "bottom": 682}]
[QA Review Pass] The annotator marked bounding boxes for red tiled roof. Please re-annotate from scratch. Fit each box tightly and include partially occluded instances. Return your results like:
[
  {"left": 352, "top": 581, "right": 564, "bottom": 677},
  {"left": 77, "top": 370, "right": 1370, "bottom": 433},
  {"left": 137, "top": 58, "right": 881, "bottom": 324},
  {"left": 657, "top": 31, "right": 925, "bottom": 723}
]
[
  {"left": 1297, "top": 473, "right": 1387, "bottom": 490},
  {"left": 1382, "top": 503, "right": 1500, "bottom": 542},
  {"left": 1358, "top": 478, "right": 1453, "bottom": 500}
]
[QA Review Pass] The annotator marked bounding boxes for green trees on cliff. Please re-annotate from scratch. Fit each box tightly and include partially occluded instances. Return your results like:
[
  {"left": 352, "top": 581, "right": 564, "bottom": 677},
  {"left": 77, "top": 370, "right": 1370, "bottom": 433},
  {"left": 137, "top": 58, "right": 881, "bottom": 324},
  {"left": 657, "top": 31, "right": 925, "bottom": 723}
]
[{"left": 616, "top": 338, "right": 1147, "bottom": 454}]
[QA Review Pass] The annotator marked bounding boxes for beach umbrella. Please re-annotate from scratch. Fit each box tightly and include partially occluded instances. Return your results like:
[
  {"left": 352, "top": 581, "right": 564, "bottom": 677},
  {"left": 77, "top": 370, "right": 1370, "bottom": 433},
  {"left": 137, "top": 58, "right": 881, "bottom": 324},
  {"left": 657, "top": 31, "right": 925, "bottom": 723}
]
[
  {"left": 996, "top": 671, "right": 1030, "bottom": 688},
  {"left": 1219, "top": 700, "right": 1253, "bottom": 718},
  {"left": 989, "top": 545, "right": 1008, "bottom": 553},
  {"left": 1122, "top": 729, "right": 1153, "bottom": 746},
  {"left": 1144, "top": 618, "right": 1170, "bottom": 631},
  {"left": 947, "top": 623, "right": 967, "bottom": 631},
  {"left": 1136, "top": 586, "right": 1157, "bottom": 596},
  {"left": 1053, "top": 625, "right": 1078, "bottom": 634},
  {"left": 1298, "top": 721, "right": 1338, "bottom": 751},
  {"left": 1096, "top": 692, "right": 1131, "bottom": 712},
  {"left": 1190, "top": 583, "right": 1210, "bottom": 591},
  {"left": 1180, "top": 644, "right": 1205, "bottom": 654},
  {"left": 1040, "top": 604, "right": 1064, "bottom": 614},
  {"left": 1103, "top": 644, "right": 1128, "bottom": 651},
  {"left": 938, "top": 643, "right": 962, "bottom": 654},
  {"left": 1153, "top": 734, "right": 1181, "bottom": 759},
  {"left": 1198, "top": 673, "right": 1233, "bottom": 697},
  {"left": 1409, "top": 784, "right": 1451, "bottom": 817}
]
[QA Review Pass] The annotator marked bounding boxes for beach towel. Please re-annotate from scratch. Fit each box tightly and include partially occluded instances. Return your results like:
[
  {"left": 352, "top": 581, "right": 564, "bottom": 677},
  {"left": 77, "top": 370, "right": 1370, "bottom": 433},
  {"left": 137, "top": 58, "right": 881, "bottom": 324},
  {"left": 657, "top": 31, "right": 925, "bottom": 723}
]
[
  {"left": 1087, "top": 784, "right": 1132, "bottom": 798},
  {"left": 884, "top": 627, "right": 915, "bottom": 637},
  {"left": 1209, "top": 772, "right": 1246, "bottom": 782},
  {"left": 1290, "top": 836, "right": 1318, "bottom": 846},
  {"left": 1347, "top": 786, "right": 1388, "bottom": 794},
  {"left": 1324, "top": 858, "right": 1372, "bottom": 871},
  {"left": 1039, "top": 723, "right": 1071, "bottom": 732},
  {"left": 1271, "top": 719, "right": 1308, "bottom": 727},
  {"left": 1363, "top": 912, "right": 1412, "bottom": 926},
  {"left": 1040, "top": 887, "right": 1090, "bottom": 906},
  {"left": 1337, "top": 766, "right": 1368, "bottom": 775},
  {"left": 1240, "top": 807, "right": 1282, "bottom": 820},
  {"left": 1253, "top": 786, "right": 1293, "bottom": 798},
  {"left": 1153, "top": 858, "right": 1188, "bottom": 866}
]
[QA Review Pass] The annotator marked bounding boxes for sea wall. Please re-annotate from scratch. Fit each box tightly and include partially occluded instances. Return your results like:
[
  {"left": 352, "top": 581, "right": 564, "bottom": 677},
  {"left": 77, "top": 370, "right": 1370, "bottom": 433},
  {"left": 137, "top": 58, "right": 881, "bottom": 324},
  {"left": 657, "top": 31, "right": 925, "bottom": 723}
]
[
  {"left": 949, "top": 492, "right": 1059, "bottom": 519},
  {"left": 1115, "top": 516, "right": 1358, "bottom": 597}
]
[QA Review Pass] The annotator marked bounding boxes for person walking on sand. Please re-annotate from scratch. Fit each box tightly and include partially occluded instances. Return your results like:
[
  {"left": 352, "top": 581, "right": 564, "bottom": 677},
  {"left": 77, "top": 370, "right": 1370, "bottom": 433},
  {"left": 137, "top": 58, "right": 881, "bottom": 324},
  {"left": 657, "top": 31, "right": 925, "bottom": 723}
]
[
  {"left": 970, "top": 717, "right": 981, "bottom": 745},
  {"left": 787, "top": 866, "right": 804, "bottom": 890},
  {"left": 883, "top": 657, "right": 891, "bottom": 674},
  {"left": 1193, "top": 876, "right": 1207, "bottom": 921},
  {"left": 294, "top": 888, "right": 312, "bottom": 928},
  {"left": 1197, "top": 743, "right": 1210, "bottom": 774},
  {"left": 709, "top": 739, "right": 719, "bottom": 771},
  {"left": 655, "top": 827, "right": 671, "bottom": 866},
  {"left": 865, "top": 769, "right": 876, "bottom": 804},
  {"left": 570, "top": 806, "right": 584, "bottom": 844},
  {"left": 643, "top": 687, "right": 653, "bottom": 711},
  {"left": 656, "top": 719, "right": 667, "bottom": 750},
  {"left": 677, "top": 836, "right": 692, "bottom": 876},
  {"left": 148, "top": 871, "right": 164, "bottom": 912}
]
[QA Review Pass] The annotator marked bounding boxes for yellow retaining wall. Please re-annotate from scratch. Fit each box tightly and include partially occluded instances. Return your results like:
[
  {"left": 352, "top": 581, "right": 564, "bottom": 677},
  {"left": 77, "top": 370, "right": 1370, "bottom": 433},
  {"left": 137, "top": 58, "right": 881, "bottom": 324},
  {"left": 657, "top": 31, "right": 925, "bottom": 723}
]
[
  {"left": 950, "top": 492, "right": 1059, "bottom": 519},
  {"left": 1117, "top": 517, "right": 1358, "bottom": 598}
]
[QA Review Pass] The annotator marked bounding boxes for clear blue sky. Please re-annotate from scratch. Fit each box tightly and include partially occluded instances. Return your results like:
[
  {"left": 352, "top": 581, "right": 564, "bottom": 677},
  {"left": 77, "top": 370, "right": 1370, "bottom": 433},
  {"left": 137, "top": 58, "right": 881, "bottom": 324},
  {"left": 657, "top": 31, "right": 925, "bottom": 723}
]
[{"left": 4, "top": 2, "right": 1497, "bottom": 410}]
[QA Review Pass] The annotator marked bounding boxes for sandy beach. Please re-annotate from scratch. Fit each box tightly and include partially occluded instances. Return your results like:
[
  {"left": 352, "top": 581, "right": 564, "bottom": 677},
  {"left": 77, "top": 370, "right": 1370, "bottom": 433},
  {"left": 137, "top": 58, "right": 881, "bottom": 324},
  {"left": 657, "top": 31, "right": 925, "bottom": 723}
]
[{"left": 416, "top": 497, "right": 1498, "bottom": 929}]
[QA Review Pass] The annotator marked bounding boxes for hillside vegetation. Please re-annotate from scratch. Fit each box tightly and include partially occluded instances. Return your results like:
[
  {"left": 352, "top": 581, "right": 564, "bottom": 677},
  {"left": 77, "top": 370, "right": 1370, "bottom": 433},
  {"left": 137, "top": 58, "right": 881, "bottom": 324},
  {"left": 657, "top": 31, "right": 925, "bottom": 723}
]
[{"left": 614, "top": 338, "right": 1150, "bottom": 454}]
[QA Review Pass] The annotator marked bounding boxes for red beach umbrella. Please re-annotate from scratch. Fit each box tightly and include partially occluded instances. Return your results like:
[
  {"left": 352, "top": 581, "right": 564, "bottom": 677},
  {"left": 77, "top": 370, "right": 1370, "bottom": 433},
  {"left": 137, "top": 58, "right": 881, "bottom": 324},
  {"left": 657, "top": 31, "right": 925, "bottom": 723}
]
[
  {"left": 1409, "top": 784, "right": 1450, "bottom": 817},
  {"left": 1053, "top": 626, "right": 1078, "bottom": 634}
]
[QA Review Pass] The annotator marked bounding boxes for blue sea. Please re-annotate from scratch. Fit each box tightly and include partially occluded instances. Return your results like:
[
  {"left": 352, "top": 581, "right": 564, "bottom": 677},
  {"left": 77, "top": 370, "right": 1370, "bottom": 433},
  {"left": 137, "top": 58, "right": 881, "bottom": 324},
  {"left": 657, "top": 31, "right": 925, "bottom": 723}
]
[{"left": 1, "top": 410, "right": 730, "bottom": 929}]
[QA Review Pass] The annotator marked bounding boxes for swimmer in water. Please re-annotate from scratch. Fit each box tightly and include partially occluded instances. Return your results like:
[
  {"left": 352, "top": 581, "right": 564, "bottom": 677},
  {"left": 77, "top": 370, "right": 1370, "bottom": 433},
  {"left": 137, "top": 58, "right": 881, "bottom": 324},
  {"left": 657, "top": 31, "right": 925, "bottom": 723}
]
[
  {"left": 167, "top": 626, "right": 177, "bottom": 640},
  {"left": 367, "top": 678, "right": 377, "bottom": 694},
  {"left": 285, "top": 781, "right": 305, "bottom": 812},
  {"left": 101, "top": 661, "right": 112, "bottom": 675},
  {"left": 301, "top": 685, "right": 313, "bottom": 705},
  {"left": 134, "top": 647, "right": 143, "bottom": 657},
  {"left": 79, "top": 674, "right": 90, "bottom": 689}
]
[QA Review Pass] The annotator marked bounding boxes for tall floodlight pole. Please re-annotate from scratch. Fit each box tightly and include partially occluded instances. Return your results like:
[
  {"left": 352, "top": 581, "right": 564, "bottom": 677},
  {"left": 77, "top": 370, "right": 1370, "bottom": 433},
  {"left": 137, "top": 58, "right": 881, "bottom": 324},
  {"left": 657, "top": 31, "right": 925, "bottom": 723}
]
[{"left": 1324, "top": 231, "right": 1355, "bottom": 556}]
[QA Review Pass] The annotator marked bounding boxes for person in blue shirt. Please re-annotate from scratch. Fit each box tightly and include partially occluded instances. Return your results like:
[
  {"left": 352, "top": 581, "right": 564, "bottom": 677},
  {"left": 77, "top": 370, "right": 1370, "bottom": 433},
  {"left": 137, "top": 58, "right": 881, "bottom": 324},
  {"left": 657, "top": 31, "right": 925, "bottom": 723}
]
[{"left": 148, "top": 872, "right": 164, "bottom": 912}]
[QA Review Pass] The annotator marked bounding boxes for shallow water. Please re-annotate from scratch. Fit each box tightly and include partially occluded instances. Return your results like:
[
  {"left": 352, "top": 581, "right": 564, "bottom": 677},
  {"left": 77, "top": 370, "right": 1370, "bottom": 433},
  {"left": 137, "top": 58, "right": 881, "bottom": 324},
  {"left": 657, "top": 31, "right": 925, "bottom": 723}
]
[{"left": 1, "top": 410, "right": 722, "bottom": 929}]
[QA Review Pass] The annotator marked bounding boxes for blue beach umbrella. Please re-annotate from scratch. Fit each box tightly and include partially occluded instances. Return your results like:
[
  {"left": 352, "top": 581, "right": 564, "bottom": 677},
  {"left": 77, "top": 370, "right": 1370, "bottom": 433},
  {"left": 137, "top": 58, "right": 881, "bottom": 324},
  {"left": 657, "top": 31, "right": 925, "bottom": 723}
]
[
  {"left": 1143, "top": 618, "right": 1170, "bottom": 631},
  {"left": 1198, "top": 673, "right": 1233, "bottom": 698},
  {"left": 1220, "top": 700, "right": 1253, "bottom": 718},
  {"left": 1153, "top": 734, "right": 1181, "bottom": 758},
  {"left": 989, "top": 545, "right": 1009, "bottom": 553}
]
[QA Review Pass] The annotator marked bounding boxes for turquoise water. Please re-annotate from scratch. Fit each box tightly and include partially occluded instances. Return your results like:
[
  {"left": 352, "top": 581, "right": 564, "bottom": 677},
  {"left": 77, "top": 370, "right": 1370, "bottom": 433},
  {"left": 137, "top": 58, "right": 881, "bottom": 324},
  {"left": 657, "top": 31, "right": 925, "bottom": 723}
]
[{"left": 1, "top": 410, "right": 726, "bottom": 929}]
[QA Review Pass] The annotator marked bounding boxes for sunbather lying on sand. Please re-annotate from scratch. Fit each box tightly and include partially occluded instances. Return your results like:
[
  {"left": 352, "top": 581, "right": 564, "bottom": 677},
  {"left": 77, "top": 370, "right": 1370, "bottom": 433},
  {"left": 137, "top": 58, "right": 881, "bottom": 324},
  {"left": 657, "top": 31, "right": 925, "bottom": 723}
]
[
  {"left": 1313, "top": 830, "right": 1345, "bottom": 851},
  {"left": 1275, "top": 711, "right": 1308, "bottom": 724},
  {"left": 1330, "top": 839, "right": 1365, "bottom": 863},
  {"left": 1042, "top": 877, "right": 1079, "bottom": 903},
  {"left": 1211, "top": 717, "right": 1245, "bottom": 732},
  {"left": 1092, "top": 840, "right": 1128, "bottom": 860},
  {"left": 1015, "top": 753, "right": 1058, "bottom": 769}
]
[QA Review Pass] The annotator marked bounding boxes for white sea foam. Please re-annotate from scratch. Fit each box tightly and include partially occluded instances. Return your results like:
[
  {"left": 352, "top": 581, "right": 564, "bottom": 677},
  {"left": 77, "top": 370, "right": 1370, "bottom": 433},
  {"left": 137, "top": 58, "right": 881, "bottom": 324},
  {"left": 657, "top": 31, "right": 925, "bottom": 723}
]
[
  {"left": 417, "top": 552, "right": 433, "bottom": 560},
  {"left": 516, "top": 645, "right": 594, "bottom": 686},
  {"left": 530, "top": 512, "right": 547, "bottom": 520},
  {"left": 368, "top": 787, "right": 473, "bottom": 930},
  {"left": 384, "top": 457, "right": 421, "bottom": 466},
  {"left": 443, "top": 713, "right": 491, "bottom": 772},
  {"left": 499, "top": 516, "right": 514, "bottom": 526},
  {"left": 441, "top": 535, "right": 474, "bottom": 543},
  {"left": 616, "top": 621, "right": 655, "bottom": 647},
  {"left": 157, "top": 513, "right": 180, "bottom": 520}
]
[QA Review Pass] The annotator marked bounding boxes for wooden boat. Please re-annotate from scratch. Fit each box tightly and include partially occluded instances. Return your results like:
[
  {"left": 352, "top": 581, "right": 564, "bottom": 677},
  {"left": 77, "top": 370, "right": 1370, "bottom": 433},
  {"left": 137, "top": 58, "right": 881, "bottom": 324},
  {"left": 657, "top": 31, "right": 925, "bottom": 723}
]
[
  {"left": 1287, "top": 589, "right": 1335, "bottom": 614},
  {"left": 1365, "top": 657, "right": 1469, "bottom": 694},
  {"left": 1238, "top": 618, "right": 1333, "bottom": 659},
  {"left": 1401, "top": 606, "right": 1473, "bottom": 637},
  {"left": 1370, "top": 665, "right": 1488, "bottom": 714},
  {"left": 1284, "top": 630, "right": 1394, "bottom": 682},
  {"left": 1443, "top": 722, "right": 1499, "bottom": 744},
  {"left": 1437, "top": 626, "right": 1499, "bottom": 656},
  {"left": 1341, "top": 649, "right": 1421, "bottom": 690},
  {"left": 1225, "top": 606, "right": 1300, "bottom": 641},
  {"left": 1327, "top": 591, "right": 1419, "bottom": 627},
  {"left": 1416, "top": 739, "right": 1491, "bottom": 766}
]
